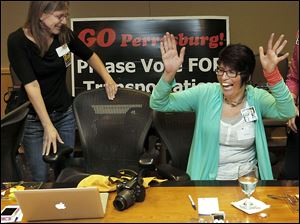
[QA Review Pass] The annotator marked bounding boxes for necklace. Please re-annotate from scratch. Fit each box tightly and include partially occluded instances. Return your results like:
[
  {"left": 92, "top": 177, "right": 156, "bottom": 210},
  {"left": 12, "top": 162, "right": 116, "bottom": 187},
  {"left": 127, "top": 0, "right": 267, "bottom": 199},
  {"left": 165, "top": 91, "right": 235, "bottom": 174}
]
[{"left": 223, "top": 94, "right": 245, "bottom": 107}]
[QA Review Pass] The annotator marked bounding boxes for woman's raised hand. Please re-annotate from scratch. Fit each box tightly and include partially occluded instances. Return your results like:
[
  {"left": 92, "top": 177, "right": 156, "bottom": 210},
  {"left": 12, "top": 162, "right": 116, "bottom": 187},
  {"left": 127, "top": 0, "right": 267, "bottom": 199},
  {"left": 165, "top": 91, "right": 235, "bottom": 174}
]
[
  {"left": 259, "top": 33, "right": 289, "bottom": 73},
  {"left": 160, "top": 32, "right": 185, "bottom": 82}
]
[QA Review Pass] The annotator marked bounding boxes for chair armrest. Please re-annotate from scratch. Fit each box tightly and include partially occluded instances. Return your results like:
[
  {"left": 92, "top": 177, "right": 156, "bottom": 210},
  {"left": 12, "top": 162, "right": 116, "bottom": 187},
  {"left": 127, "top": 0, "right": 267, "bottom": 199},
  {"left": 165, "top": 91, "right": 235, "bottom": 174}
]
[
  {"left": 263, "top": 118, "right": 287, "bottom": 127},
  {"left": 42, "top": 146, "right": 73, "bottom": 164},
  {"left": 139, "top": 148, "right": 160, "bottom": 169},
  {"left": 157, "top": 163, "right": 190, "bottom": 181}
]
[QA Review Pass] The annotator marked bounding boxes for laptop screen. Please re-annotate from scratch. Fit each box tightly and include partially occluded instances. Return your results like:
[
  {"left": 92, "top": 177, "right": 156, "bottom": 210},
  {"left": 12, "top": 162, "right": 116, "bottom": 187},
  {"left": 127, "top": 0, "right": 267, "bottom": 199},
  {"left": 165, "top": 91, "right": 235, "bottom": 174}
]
[{"left": 14, "top": 187, "right": 108, "bottom": 221}]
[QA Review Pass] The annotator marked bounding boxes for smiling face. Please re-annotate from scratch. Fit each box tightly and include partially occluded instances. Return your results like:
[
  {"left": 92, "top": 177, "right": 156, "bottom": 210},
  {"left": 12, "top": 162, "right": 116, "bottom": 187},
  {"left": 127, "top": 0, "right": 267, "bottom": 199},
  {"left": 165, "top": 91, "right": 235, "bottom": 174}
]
[
  {"left": 217, "top": 64, "right": 246, "bottom": 100},
  {"left": 216, "top": 44, "right": 256, "bottom": 100},
  {"left": 40, "top": 10, "right": 68, "bottom": 35}
]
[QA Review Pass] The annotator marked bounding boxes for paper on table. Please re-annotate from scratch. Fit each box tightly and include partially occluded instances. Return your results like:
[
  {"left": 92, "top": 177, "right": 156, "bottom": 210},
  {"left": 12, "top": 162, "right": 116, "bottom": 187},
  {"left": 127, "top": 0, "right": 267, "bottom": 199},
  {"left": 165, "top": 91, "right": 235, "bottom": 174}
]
[
  {"left": 198, "top": 197, "right": 220, "bottom": 215},
  {"left": 231, "top": 197, "right": 270, "bottom": 214}
]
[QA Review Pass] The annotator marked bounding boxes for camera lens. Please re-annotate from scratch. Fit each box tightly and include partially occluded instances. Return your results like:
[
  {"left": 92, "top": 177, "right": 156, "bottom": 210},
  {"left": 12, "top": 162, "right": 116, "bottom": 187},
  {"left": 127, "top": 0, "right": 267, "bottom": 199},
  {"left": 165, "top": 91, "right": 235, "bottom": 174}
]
[
  {"left": 113, "top": 196, "right": 127, "bottom": 211},
  {"left": 113, "top": 190, "right": 135, "bottom": 211}
]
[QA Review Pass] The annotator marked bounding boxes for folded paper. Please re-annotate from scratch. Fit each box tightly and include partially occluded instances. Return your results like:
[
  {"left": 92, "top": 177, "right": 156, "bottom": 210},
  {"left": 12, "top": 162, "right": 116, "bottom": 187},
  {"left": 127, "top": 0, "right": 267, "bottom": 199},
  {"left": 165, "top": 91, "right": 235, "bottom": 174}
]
[
  {"left": 231, "top": 197, "right": 270, "bottom": 214},
  {"left": 198, "top": 197, "right": 220, "bottom": 215}
]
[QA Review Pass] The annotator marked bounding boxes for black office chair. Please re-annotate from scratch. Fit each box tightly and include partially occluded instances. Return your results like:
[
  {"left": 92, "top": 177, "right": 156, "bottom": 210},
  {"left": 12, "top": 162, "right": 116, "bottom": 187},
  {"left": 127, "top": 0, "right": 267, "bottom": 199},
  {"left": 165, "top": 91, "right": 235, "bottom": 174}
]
[
  {"left": 1, "top": 101, "right": 30, "bottom": 182},
  {"left": 4, "top": 65, "right": 28, "bottom": 114},
  {"left": 152, "top": 111, "right": 195, "bottom": 181},
  {"left": 51, "top": 88, "right": 153, "bottom": 183}
]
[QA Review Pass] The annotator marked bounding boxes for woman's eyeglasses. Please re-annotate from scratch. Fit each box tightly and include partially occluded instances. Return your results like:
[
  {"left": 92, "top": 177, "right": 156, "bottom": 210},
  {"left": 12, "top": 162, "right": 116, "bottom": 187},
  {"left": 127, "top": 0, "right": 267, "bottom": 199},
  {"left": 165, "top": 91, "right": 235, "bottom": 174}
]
[
  {"left": 215, "top": 66, "right": 240, "bottom": 78},
  {"left": 52, "top": 13, "right": 69, "bottom": 21}
]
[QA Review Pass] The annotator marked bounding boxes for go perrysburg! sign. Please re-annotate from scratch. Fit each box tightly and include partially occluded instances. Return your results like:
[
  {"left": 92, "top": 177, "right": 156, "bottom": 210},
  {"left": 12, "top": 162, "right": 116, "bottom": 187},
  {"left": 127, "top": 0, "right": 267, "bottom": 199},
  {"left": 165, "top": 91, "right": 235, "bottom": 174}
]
[{"left": 71, "top": 16, "right": 230, "bottom": 96}]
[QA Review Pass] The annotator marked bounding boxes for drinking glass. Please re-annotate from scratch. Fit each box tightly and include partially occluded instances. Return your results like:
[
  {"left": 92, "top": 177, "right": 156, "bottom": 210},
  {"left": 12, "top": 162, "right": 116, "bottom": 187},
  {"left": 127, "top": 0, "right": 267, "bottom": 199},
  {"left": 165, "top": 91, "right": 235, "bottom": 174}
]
[{"left": 238, "top": 164, "right": 258, "bottom": 210}]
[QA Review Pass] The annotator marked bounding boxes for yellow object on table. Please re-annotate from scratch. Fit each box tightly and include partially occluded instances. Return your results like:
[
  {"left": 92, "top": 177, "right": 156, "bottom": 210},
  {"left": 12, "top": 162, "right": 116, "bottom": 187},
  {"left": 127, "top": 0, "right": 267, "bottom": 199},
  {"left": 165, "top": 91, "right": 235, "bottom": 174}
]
[{"left": 8, "top": 185, "right": 25, "bottom": 199}]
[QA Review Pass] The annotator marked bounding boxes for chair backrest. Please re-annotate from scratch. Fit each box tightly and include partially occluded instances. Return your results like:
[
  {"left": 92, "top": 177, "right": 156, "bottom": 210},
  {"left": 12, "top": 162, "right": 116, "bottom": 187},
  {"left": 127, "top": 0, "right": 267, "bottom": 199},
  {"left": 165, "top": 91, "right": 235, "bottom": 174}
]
[
  {"left": 1, "top": 101, "right": 30, "bottom": 182},
  {"left": 73, "top": 88, "right": 153, "bottom": 175},
  {"left": 153, "top": 111, "right": 196, "bottom": 171},
  {"left": 251, "top": 54, "right": 289, "bottom": 89}
]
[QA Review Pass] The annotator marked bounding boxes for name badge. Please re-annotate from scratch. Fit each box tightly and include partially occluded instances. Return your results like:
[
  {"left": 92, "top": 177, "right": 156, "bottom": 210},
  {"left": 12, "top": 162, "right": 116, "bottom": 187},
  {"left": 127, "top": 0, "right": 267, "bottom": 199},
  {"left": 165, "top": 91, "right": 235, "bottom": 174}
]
[
  {"left": 63, "top": 52, "right": 71, "bottom": 68},
  {"left": 55, "top": 44, "right": 70, "bottom": 57},
  {"left": 241, "top": 106, "right": 258, "bottom": 123}
]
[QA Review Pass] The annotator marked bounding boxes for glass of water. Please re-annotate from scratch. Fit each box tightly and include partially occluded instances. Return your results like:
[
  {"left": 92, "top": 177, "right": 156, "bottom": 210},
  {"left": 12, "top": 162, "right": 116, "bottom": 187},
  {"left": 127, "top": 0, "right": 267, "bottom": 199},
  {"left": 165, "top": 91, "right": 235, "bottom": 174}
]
[{"left": 238, "top": 164, "right": 258, "bottom": 210}]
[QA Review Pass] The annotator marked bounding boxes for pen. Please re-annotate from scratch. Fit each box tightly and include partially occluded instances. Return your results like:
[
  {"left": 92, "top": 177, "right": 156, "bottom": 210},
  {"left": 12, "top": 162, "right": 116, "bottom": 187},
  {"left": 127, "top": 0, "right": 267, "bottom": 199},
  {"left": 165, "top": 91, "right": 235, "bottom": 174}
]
[{"left": 188, "top": 194, "right": 196, "bottom": 210}]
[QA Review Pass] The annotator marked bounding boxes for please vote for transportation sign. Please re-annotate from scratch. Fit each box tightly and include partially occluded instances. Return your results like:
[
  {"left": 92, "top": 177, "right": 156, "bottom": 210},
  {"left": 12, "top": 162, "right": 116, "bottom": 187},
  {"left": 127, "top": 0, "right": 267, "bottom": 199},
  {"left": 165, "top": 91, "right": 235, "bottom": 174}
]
[{"left": 71, "top": 16, "right": 229, "bottom": 96}]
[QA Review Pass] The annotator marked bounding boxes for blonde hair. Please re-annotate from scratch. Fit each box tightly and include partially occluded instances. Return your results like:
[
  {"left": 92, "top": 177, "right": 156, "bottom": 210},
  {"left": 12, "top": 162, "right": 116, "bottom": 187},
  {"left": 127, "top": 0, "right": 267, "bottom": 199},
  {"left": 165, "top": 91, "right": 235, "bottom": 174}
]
[{"left": 24, "top": 1, "right": 72, "bottom": 57}]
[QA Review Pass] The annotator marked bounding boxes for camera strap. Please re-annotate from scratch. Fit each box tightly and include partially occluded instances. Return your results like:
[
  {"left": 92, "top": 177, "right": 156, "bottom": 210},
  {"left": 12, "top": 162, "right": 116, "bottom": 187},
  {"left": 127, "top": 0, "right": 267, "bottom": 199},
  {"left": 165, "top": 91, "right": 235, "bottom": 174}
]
[{"left": 108, "top": 169, "right": 138, "bottom": 185}]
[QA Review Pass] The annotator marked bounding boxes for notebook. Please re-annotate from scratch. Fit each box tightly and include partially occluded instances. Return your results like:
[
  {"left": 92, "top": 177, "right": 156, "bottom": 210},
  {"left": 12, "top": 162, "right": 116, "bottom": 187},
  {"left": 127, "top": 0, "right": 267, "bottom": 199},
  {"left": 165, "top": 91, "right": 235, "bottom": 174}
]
[{"left": 14, "top": 187, "right": 108, "bottom": 221}]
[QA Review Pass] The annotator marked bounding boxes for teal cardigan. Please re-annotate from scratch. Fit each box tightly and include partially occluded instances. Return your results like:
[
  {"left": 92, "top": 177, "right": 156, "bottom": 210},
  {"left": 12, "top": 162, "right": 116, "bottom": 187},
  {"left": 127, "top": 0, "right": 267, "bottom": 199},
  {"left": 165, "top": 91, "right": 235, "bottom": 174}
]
[{"left": 150, "top": 78, "right": 296, "bottom": 180}]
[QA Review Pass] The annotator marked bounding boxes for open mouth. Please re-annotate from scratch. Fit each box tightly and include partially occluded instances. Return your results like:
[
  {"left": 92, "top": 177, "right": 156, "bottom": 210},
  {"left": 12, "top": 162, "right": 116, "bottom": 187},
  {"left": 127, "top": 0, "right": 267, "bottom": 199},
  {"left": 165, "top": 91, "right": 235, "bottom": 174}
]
[{"left": 222, "top": 83, "right": 233, "bottom": 90}]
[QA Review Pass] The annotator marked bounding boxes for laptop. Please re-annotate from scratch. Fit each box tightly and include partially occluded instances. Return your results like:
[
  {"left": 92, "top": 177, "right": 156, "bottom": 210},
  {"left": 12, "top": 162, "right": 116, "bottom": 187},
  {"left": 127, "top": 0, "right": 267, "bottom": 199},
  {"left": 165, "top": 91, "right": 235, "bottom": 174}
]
[{"left": 14, "top": 187, "right": 108, "bottom": 221}]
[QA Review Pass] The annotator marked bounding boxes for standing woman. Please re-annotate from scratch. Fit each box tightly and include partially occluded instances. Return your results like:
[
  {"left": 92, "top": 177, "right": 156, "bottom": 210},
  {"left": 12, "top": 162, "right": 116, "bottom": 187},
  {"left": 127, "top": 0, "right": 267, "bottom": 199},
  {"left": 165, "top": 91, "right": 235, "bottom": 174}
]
[{"left": 7, "top": 1, "right": 118, "bottom": 181}]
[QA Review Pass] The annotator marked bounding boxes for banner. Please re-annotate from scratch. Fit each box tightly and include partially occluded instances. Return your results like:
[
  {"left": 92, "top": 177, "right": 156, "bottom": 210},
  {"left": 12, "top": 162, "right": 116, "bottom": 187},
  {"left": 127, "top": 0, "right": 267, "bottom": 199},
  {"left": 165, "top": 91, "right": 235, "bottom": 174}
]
[{"left": 71, "top": 16, "right": 229, "bottom": 96}]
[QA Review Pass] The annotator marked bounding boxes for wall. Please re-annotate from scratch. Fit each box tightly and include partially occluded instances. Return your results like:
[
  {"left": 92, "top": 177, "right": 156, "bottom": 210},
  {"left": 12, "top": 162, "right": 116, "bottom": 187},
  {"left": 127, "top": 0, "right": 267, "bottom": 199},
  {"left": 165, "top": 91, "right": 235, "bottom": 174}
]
[
  {"left": 1, "top": 1, "right": 299, "bottom": 67},
  {"left": 1, "top": 1, "right": 299, "bottom": 116}
]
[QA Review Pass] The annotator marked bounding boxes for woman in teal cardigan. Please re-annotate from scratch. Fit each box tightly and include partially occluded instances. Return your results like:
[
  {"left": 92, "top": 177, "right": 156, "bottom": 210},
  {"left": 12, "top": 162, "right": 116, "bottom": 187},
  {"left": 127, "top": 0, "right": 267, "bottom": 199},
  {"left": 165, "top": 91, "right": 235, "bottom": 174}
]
[{"left": 150, "top": 33, "right": 296, "bottom": 180}]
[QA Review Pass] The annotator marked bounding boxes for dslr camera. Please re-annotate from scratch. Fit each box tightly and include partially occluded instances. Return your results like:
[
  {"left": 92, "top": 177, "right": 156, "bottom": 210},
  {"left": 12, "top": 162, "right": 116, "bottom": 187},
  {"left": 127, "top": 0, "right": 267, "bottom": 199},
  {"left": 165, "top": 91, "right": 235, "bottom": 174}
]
[{"left": 113, "top": 170, "right": 145, "bottom": 211}]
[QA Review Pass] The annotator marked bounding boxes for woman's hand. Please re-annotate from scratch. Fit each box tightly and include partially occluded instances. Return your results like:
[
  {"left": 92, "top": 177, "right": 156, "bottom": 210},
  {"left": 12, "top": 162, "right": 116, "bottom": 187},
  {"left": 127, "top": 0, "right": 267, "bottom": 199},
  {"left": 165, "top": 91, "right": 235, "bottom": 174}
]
[
  {"left": 42, "top": 124, "right": 64, "bottom": 155},
  {"left": 104, "top": 78, "right": 118, "bottom": 100},
  {"left": 259, "top": 33, "right": 289, "bottom": 73},
  {"left": 86, "top": 53, "right": 118, "bottom": 100},
  {"left": 24, "top": 80, "right": 64, "bottom": 156},
  {"left": 287, "top": 106, "right": 299, "bottom": 133},
  {"left": 161, "top": 32, "right": 185, "bottom": 83}
]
